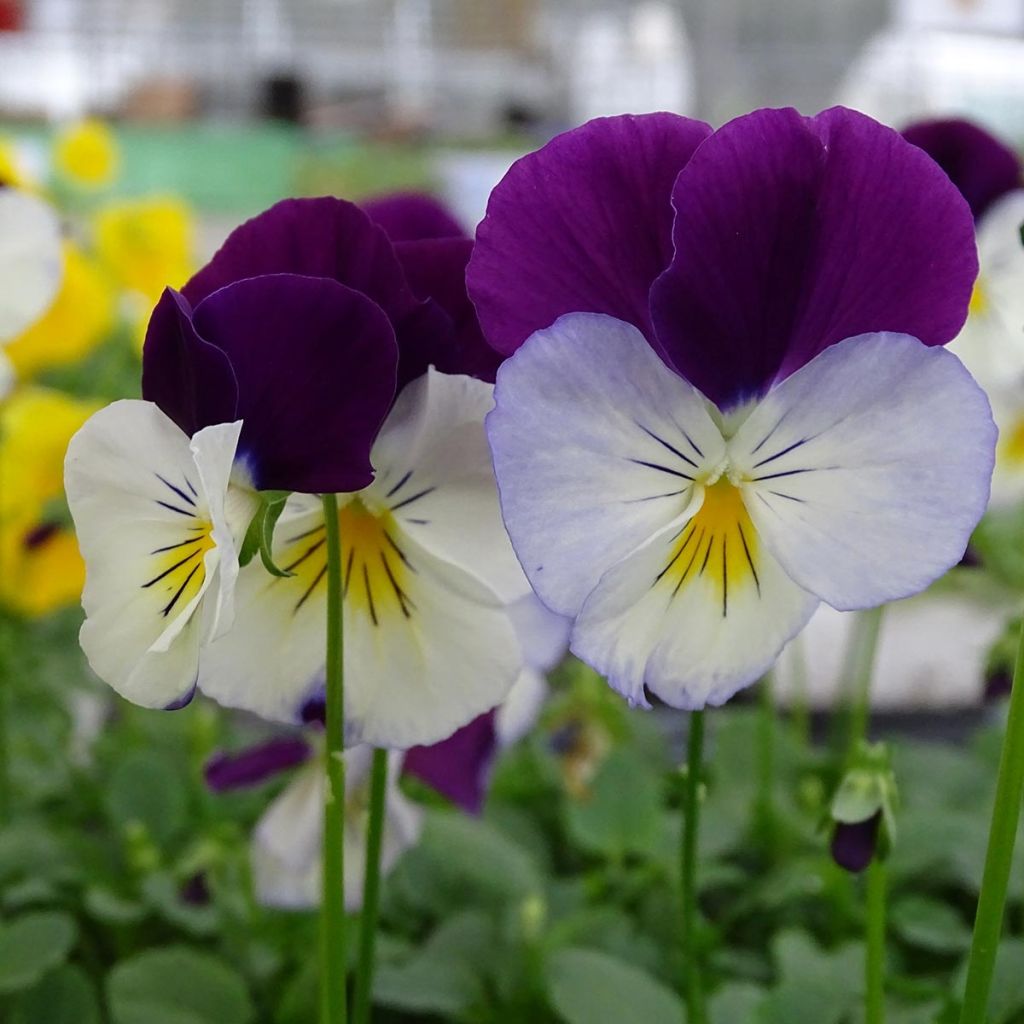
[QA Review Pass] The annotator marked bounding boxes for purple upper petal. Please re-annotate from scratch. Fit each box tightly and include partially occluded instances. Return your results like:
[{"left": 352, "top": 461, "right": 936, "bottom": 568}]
[
  {"left": 402, "top": 711, "right": 497, "bottom": 815},
  {"left": 393, "top": 237, "right": 502, "bottom": 383},
  {"left": 650, "top": 106, "right": 978, "bottom": 410},
  {"left": 204, "top": 736, "right": 311, "bottom": 792},
  {"left": 187, "top": 274, "right": 398, "bottom": 493},
  {"left": 142, "top": 289, "right": 239, "bottom": 437},
  {"left": 182, "top": 197, "right": 448, "bottom": 390},
  {"left": 363, "top": 191, "right": 467, "bottom": 241},
  {"left": 467, "top": 113, "right": 712, "bottom": 355},
  {"left": 902, "top": 117, "right": 1021, "bottom": 221}
]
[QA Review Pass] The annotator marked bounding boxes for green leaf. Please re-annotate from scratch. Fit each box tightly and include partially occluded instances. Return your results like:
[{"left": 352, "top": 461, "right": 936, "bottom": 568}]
[
  {"left": 891, "top": 896, "right": 971, "bottom": 955},
  {"left": 761, "top": 931, "right": 862, "bottom": 1024},
  {"left": 141, "top": 874, "right": 220, "bottom": 935},
  {"left": 545, "top": 947, "right": 683, "bottom": 1024},
  {"left": 0, "top": 911, "right": 77, "bottom": 993},
  {"left": 566, "top": 751, "right": 662, "bottom": 859},
  {"left": 709, "top": 983, "right": 767, "bottom": 1023},
  {"left": 107, "top": 946, "right": 255, "bottom": 1024},
  {"left": 105, "top": 750, "right": 188, "bottom": 845},
  {"left": 84, "top": 885, "right": 148, "bottom": 926},
  {"left": 397, "top": 810, "right": 542, "bottom": 910},
  {"left": 11, "top": 965, "right": 99, "bottom": 1024},
  {"left": 239, "top": 490, "right": 294, "bottom": 577}
]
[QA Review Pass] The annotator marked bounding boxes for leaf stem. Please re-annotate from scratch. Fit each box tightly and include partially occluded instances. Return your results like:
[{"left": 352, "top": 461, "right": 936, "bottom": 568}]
[
  {"left": 682, "top": 709, "right": 707, "bottom": 1024},
  {"left": 959, "top": 613, "right": 1024, "bottom": 1024},
  {"left": 755, "top": 672, "right": 776, "bottom": 853},
  {"left": 865, "top": 858, "right": 887, "bottom": 1024},
  {"left": 353, "top": 747, "right": 388, "bottom": 1024},
  {"left": 846, "top": 606, "right": 885, "bottom": 764},
  {"left": 321, "top": 493, "right": 348, "bottom": 1024}
]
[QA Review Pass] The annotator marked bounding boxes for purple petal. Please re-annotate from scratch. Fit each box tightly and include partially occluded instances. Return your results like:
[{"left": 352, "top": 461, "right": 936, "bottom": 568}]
[
  {"left": 393, "top": 237, "right": 502, "bottom": 383},
  {"left": 650, "top": 106, "right": 978, "bottom": 410},
  {"left": 467, "top": 113, "right": 712, "bottom": 355},
  {"left": 402, "top": 711, "right": 498, "bottom": 814},
  {"left": 191, "top": 274, "right": 398, "bottom": 493},
  {"left": 364, "top": 191, "right": 467, "bottom": 241},
  {"left": 902, "top": 117, "right": 1021, "bottom": 221},
  {"left": 204, "top": 736, "right": 311, "bottom": 792},
  {"left": 142, "top": 289, "right": 239, "bottom": 438},
  {"left": 830, "top": 811, "right": 881, "bottom": 873},
  {"left": 182, "top": 197, "right": 447, "bottom": 389}
]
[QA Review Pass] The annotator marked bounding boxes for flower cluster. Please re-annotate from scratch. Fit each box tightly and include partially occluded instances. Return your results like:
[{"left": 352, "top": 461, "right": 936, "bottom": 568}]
[{"left": 65, "top": 192, "right": 531, "bottom": 748}]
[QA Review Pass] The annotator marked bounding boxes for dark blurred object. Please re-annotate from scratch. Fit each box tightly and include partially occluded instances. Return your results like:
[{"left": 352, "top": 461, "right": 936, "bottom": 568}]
[
  {"left": 0, "top": 0, "right": 22, "bottom": 32},
  {"left": 262, "top": 73, "right": 305, "bottom": 124},
  {"left": 985, "top": 667, "right": 1013, "bottom": 703}
]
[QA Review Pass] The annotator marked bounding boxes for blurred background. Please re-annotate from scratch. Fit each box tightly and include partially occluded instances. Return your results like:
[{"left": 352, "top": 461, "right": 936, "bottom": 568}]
[{"left": 2, "top": 0, "right": 1024, "bottom": 232}]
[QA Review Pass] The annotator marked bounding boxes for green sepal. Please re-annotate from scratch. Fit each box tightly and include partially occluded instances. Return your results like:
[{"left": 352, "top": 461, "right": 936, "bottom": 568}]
[
  {"left": 827, "top": 740, "right": 900, "bottom": 860},
  {"left": 238, "top": 490, "right": 294, "bottom": 578}
]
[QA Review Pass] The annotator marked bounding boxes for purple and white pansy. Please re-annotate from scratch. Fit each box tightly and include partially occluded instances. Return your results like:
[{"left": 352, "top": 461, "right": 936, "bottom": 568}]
[
  {"left": 66, "top": 195, "right": 530, "bottom": 746},
  {"left": 904, "top": 117, "right": 1024, "bottom": 506},
  {"left": 472, "top": 106, "right": 996, "bottom": 710}
]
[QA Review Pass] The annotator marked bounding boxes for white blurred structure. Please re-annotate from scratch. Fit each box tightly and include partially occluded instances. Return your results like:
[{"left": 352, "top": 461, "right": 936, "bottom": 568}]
[{"left": 840, "top": 0, "right": 1024, "bottom": 139}]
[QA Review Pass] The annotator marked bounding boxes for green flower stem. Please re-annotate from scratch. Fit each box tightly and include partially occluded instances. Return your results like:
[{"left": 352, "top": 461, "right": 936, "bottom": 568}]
[
  {"left": 755, "top": 672, "right": 776, "bottom": 851},
  {"left": 321, "top": 493, "right": 348, "bottom": 1024},
  {"left": 353, "top": 747, "right": 389, "bottom": 1024},
  {"left": 959, "top": 614, "right": 1024, "bottom": 1024},
  {"left": 682, "top": 709, "right": 707, "bottom": 1024},
  {"left": 865, "top": 858, "right": 887, "bottom": 1024},
  {"left": 846, "top": 606, "right": 885, "bottom": 763}
]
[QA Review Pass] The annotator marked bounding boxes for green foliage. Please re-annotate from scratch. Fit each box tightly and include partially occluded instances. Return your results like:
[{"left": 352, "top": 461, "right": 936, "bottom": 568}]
[{"left": 2, "top": 613, "right": 1022, "bottom": 1023}]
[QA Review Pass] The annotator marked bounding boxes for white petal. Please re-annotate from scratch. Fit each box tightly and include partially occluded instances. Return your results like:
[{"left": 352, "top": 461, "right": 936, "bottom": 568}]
[
  {"left": 572, "top": 494, "right": 818, "bottom": 709},
  {"left": 487, "top": 313, "right": 726, "bottom": 617},
  {"left": 0, "top": 189, "right": 63, "bottom": 342},
  {"left": 773, "top": 590, "right": 1004, "bottom": 710},
  {"left": 64, "top": 400, "right": 239, "bottom": 708},
  {"left": 366, "top": 369, "right": 528, "bottom": 604},
  {"left": 507, "top": 593, "right": 571, "bottom": 672},
  {"left": 252, "top": 761, "right": 323, "bottom": 910},
  {"left": 730, "top": 333, "right": 996, "bottom": 611},
  {"left": 952, "top": 190, "right": 1024, "bottom": 392},
  {"left": 252, "top": 749, "right": 423, "bottom": 912},
  {"left": 201, "top": 496, "right": 524, "bottom": 749},
  {"left": 495, "top": 668, "right": 549, "bottom": 747}
]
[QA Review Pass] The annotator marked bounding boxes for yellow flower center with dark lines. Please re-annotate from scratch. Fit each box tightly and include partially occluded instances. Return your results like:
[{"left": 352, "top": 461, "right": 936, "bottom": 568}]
[
  {"left": 657, "top": 478, "right": 759, "bottom": 615},
  {"left": 145, "top": 522, "right": 215, "bottom": 618},
  {"left": 278, "top": 498, "right": 414, "bottom": 625}
]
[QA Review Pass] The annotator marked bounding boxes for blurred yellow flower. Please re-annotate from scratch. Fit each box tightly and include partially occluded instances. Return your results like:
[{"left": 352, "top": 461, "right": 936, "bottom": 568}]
[
  {"left": 53, "top": 119, "right": 119, "bottom": 188},
  {"left": 0, "top": 137, "right": 32, "bottom": 190},
  {"left": 94, "top": 197, "right": 195, "bottom": 353},
  {"left": 5, "top": 243, "right": 114, "bottom": 379},
  {"left": 94, "top": 197, "right": 195, "bottom": 301},
  {"left": 0, "top": 388, "right": 100, "bottom": 519},
  {"left": 0, "top": 388, "right": 99, "bottom": 616},
  {"left": 0, "top": 519, "right": 85, "bottom": 618}
]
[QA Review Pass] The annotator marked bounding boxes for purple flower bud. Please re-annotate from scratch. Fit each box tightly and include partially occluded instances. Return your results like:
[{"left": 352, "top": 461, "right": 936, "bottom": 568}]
[{"left": 831, "top": 810, "right": 882, "bottom": 873}]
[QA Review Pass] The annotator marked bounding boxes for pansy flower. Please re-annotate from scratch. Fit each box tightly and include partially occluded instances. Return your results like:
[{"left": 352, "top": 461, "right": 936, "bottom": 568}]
[
  {"left": 471, "top": 107, "right": 995, "bottom": 709},
  {"left": 170, "top": 196, "right": 527, "bottom": 748},
  {"left": 65, "top": 249, "right": 398, "bottom": 709},
  {"left": 0, "top": 187, "right": 63, "bottom": 392},
  {"left": 903, "top": 117, "right": 1024, "bottom": 505}
]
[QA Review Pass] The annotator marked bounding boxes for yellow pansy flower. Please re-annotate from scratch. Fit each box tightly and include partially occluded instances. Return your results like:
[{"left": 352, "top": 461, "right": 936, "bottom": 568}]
[
  {"left": 0, "top": 388, "right": 99, "bottom": 616},
  {"left": 0, "top": 137, "right": 32, "bottom": 190},
  {"left": 5, "top": 243, "right": 114, "bottom": 379},
  {"left": 53, "top": 119, "right": 119, "bottom": 189}
]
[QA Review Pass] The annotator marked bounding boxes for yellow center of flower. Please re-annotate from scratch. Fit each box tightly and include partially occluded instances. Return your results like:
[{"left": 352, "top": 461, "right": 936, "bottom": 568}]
[
  {"left": 657, "top": 478, "right": 759, "bottom": 615},
  {"left": 969, "top": 277, "right": 989, "bottom": 318},
  {"left": 278, "top": 498, "right": 413, "bottom": 625},
  {"left": 144, "top": 521, "right": 215, "bottom": 619},
  {"left": 999, "top": 414, "right": 1024, "bottom": 467}
]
